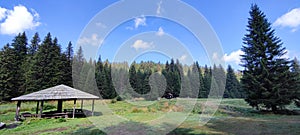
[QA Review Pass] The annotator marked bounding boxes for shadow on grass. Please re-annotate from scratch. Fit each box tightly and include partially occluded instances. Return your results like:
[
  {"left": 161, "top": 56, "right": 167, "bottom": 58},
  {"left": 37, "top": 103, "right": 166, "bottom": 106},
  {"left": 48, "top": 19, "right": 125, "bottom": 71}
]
[
  {"left": 71, "top": 121, "right": 202, "bottom": 135},
  {"left": 167, "top": 128, "right": 205, "bottom": 135},
  {"left": 71, "top": 126, "right": 106, "bottom": 135},
  {"left": 71, "top": 121, "right": 153, "bottom": 135},
  {"left": 205, "top": 117, "right": 300, "bottom": 135}
]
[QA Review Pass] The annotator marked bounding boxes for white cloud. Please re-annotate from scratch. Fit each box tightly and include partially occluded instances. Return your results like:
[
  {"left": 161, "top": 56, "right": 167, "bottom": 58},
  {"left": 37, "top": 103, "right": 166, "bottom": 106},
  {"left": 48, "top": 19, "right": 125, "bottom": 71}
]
[
  {"left": 223, "top": 49, "right": 244, "bottom": 64},
  {"left": 131, "top": 40, "right": 154, "bottom": 50},
  {"left": 156, "top": 0, "right": 163, "bottom": 15},
  {"left": 0, "top": 7, "right": 7, "bottom": 20},
  {"left": 134, "top": 16, "right": 146, "bottom": 28},
  {"left": 179, "top": 54, "right": 187, "bottom": 62},
  {"left": 156, "top": 27, "right": 164, "bottom": 36},
  {"left": 78, "top": 33, "right": 103, "bottom": 46},
  {"left": 274, "top": 8, "right": 300, "bottom": 32},
  {"left": 0, "top": 5, "right": 41, "bottom": 35}
]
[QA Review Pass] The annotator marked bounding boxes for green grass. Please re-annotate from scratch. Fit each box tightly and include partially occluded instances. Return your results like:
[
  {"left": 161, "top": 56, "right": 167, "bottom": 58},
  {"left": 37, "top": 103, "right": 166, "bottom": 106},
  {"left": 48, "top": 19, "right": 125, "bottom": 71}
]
[{"left": 0, "top": 99, "right": 299, "bottom": 135}]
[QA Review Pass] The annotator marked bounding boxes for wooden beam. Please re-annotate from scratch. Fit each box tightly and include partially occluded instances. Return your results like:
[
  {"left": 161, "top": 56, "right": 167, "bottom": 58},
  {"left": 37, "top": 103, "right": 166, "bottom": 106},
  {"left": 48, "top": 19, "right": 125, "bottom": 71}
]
[
  {"left": 57, "top": 100, "right": 63, "bottom": 113},
  {"left": 39, "top": 101, "right": 44, "bottom": 118},
  {"left": 92, "top": 100, "right": 95, "bottom": 116},
  {"left": 36, "top": 101, "right": 39, "bottom": 114},
  {"left": 73, "top": 99, "right": 77, "bottom": 118},
  {"left": 15, "top": 101, "right": 21, "bottom": 121},
  {"left": 81, "top": 100, "right": 83, "bottom": 110}
]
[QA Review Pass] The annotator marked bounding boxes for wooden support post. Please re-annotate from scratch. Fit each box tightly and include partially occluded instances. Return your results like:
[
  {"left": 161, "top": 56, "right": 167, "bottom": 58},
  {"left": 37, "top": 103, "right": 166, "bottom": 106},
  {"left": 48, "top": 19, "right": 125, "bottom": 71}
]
[
  {"left": 73, "top": 99, "right": 76, "bottom": 118},
  {"left": 15, "top": 101, "right": 21, "bottom": 121},
  {"left": 81, "top": 100, "right": 83, "bottom": 110},
  {"left": 57, "top": 100, "right": 63, "bottom": 113},
  {"left": 92, "top": 100, "right": 95, "bottom": 116},
  {"left": 39, "top": 101, "right": 44, "bottom": 118},
  {"left": 36, "top": 101, "right": 39, "bottom": 114}
]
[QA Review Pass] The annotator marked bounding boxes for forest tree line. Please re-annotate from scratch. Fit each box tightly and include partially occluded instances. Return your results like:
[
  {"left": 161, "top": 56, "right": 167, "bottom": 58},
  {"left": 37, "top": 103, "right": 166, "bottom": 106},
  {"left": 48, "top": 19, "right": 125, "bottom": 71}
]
[{"left": 0, "top": 32, "right": 245, "bottom": 101}]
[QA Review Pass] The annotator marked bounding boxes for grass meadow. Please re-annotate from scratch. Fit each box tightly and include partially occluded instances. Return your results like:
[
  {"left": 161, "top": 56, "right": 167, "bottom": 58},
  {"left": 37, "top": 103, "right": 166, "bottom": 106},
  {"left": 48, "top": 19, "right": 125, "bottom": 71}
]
[{"left": 0, "top": 99, "right": 299, "bottom": 135}]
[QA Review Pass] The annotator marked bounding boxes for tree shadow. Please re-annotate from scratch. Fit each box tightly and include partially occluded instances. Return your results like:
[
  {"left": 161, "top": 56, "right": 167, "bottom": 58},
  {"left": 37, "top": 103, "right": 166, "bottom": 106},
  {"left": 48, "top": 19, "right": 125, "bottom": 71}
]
[
  {"left": 71, "top": 121, "right": 202, "bottom": 135},
  {"left": 167, "top": 127, "right": 203, "bottom": 135},
  {"left": 82, "top": 109, "right": 103, "bottom": 117},
  {"left": 71, "top": 126, "right": 106, "bottom": 135}
]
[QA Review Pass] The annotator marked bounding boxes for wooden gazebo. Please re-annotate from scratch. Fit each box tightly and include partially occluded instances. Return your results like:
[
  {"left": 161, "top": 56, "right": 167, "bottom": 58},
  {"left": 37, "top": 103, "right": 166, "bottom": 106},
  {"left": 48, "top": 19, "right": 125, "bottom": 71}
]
[{"left": 11, "top": 84, "right": 99, "bottom": 121}]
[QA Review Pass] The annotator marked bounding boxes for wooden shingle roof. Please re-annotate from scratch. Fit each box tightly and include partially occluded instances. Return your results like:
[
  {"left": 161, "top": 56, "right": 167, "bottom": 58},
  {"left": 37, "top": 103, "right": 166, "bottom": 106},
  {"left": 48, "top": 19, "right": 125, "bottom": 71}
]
[{"left": 11, "top": 84, "right": 99, "bottom": 101}]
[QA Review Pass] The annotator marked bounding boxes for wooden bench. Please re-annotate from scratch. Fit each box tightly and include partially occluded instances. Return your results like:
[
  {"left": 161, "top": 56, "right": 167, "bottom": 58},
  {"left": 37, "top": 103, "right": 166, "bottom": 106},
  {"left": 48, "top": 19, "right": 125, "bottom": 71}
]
[
  {"left": 42, "top": 113, "right": 68, "bottom": 118},
  {"left": 64, "top": 109, "right": 85, "bottom": 117}
]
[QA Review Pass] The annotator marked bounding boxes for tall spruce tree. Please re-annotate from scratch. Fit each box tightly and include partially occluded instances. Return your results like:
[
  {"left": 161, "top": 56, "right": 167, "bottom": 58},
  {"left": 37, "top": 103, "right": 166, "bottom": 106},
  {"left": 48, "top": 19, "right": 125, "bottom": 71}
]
[
  {"left": 0, "top": 44, "right": 16, "bottom": 100},
  {"left": 25, "top": 33, "right": 41, "bottom": 93},
  {"left": 162, "top": 59, "right": 181, "bottom": 98},
  {"left": 202, "top": 65, "right": 211, "bottom": 98},
  {"left": 129, "top": 61, "right": 137, "bottom": 93},
  {"left": 241, "top": 4, "right": 295, "bottom": 112},
  {"left": 212, "top": 64, "right": 226, "bottom": 97},
  {"left": 224, "top": 65, "right": 241, "bottom": 98},
  {"left": 11, "top": 32, "right": 28, "bottom": 97},
  {"left": 291, "top": 58, "right": 300, "bottom": 107},
  {"left": 72, "top": 46, "right": 85, "bottom": 90},
  {"left": 194, "top": 62, "right": 204, "bottom": 98},
  {"left": 61, "top": 42, "right": 73, "bottom": 87}
]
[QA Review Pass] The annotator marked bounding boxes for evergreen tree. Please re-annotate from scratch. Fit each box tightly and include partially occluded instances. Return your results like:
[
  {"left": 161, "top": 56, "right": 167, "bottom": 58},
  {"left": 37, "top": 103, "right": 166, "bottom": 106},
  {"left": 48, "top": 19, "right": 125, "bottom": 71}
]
[
  {"left": 241, "top": 4, "right": 295, "bottom": 112},
  {"left": 181, "top": 72, "right": 191, "bottom": 98},
  {"left": 95, "top": 56, "right": 105, "bottom": 98},
  {"left": 0, "top": 44, "right": 17, "bottom": 100},
  {"left": 291, "top": 58, "right": 300, "bottom": 107},
  {"left": 202, "top": 65, "right": 211, "bottom": 98},
  {"left": 72, "top": 46, "right": 85, "bottom": 90},
  {"left": 10, "top": 32, "right": 28, "bottom": 97},
  {"left": 129, "top": 62, "right": 137, "bottom": 93},
  {"left": 25, "top": 33, "right": 41, "bottom": 93},
  {"left": 224, "top": 65, "right": 242, "bottom": 98},
  {"left": 194, "top": 62, "right": 204, "bottom": 98},
  {"left": 29, "top": 33, "right": 65, "bottom": 90},
  {"left": 61, "top": 42, "right": 73, "bottom": 87},
  {"left": 188, "top": 63, "right": 200, "bottom": 98},
  {"left": 212, "top": 64, "right": 226, "bottom": 97},
  {"left": 28, "top": 32, "right": 40, "bottom": 55},
  {"left": 162, "top": 59, "right": 181, "bottom": 98}
]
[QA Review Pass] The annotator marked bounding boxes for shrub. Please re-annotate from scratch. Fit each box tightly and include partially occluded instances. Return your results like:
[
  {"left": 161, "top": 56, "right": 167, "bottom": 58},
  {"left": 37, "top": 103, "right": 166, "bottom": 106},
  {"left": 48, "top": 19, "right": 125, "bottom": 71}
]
[
  {"left": 116, "top": 96, "right": 123, "bottom": 101},
  {"left": 111, "top": 99, "right": 117, "bottom": 104},
  {"left": 57, "top": 118, "right": 66, "bottom": 123}
]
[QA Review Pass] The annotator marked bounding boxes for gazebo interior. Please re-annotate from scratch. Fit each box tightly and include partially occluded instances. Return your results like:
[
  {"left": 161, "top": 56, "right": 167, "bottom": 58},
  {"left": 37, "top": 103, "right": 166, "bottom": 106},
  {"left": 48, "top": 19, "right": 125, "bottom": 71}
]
[{"left": 11, "top": 84, "right": 99, "bottom": 120}]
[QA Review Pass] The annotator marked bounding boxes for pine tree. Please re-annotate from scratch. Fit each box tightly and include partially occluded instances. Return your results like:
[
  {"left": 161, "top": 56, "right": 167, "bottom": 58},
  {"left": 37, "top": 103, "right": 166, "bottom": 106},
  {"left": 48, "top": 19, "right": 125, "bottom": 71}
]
[
  {"left": 25, "top": 33, "right": 41, "bottom": 93},
  {"left": 0, "top": 44, "right": 16, "bottom": 100},
  {"left": 10, "top": 32, "right": 28, "bottom": 97},
  {"left": 162, "top": 59, "right": 181, "bottom": 98},
  {"left": 212, "top": 64, "right": 226, "bottom": 97},
  {"left": 291, "top": 58, "right": 300, "bottom": 107},
  {"left": 129, "top": 62, "right": 137, "bottom": 93},
  {"left": 181, "top": 72, "right": 191, "bottom": 98},
  {"left": 202, "top": 65, "right": 211, "bottom": 98},
  {"left": 224, "top": 65, "right": 241, "bottom": 98},
  {"left": 61, "top": 42, "right": 73, "bottom": 87},
  {"left": 95, "top": 55, "right": 105, "bottom": 98},
  {"left": 194, "top": 62, "right": 204, "bottom": 98},
  {"left": 73, "top": 46, "right": 85, "bottom": 90},
  {"left": 28, "top": 32, "right": 40, "bottom": 55},
  {"left": 241, "top": 4, "right": 295, "bottom": 112}
]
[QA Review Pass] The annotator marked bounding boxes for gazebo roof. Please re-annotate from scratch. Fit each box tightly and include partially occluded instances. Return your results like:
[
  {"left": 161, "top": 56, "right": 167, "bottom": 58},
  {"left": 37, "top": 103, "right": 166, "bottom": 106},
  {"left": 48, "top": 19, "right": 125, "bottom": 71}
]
[{"left": 11, "top": 84, "right": 99, "bottom": 101}]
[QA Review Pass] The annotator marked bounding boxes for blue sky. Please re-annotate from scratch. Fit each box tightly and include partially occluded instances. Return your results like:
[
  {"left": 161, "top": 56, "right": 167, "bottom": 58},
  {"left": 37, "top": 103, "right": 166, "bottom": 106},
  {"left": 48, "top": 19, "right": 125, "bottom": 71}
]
[{"left": 0, "top": 0, "right": 299, "bottom": 70}]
